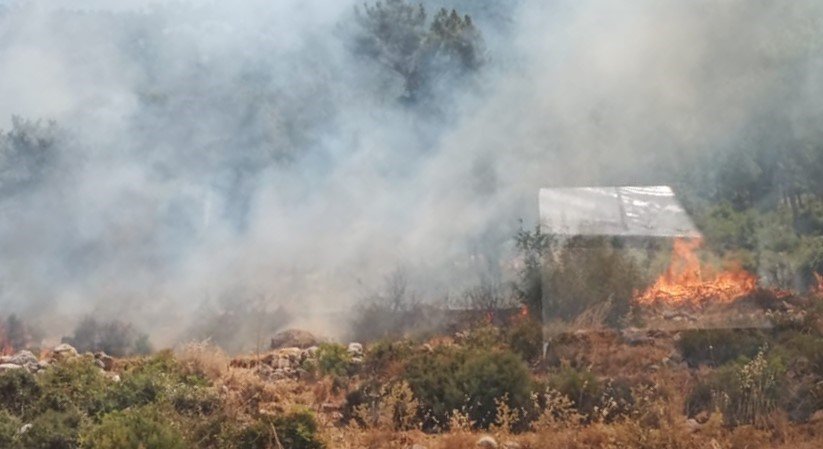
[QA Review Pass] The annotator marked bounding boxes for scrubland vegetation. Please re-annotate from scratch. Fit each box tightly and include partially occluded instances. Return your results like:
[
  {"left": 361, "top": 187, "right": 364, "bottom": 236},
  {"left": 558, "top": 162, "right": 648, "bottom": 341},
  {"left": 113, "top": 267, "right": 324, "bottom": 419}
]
[
  {"left": 2, "top": 0, "right": 823, "bottom": 448},
  {"left": 1, "top": 302, "right": 821, "bottom": 449}
]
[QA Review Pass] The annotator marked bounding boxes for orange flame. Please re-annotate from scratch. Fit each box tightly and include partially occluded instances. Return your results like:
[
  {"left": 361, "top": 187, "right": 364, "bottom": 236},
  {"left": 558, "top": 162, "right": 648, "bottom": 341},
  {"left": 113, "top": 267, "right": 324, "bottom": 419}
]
[
  {"left": 0, "top": 323, "right": 12, "bottom": 356},
  {"left": 635, "top": 238, "right": 757, "bottom": 308},
  {"left": 812, "top": 272, "right": 823, "bottom": 296}
]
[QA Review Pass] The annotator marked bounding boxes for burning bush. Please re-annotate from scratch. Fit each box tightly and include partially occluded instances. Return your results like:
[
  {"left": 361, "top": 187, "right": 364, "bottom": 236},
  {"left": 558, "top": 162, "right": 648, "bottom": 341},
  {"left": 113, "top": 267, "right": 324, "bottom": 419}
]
[{"left": 0, "top": 314, "right": 38, "bottom": 354}]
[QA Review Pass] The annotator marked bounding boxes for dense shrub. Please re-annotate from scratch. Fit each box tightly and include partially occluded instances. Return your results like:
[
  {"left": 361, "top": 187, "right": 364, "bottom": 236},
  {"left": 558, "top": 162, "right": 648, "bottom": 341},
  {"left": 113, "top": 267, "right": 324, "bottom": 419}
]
[
  {"left": 19, "top": 408, "right": 85, "bottom": 449},
  {"left": 548, "top": 367, "right": 602, "bottom": 418},
  {"left": 783, "top": 378, "right": 823, "bottom": 423},
  {"left": 0, "top": 367, "right": 41, "bottom": 417},
  {"left": 316, "top": 343, "right": 353, "bottom": 377},
  {"left": 775, "top": 331, "right": 823, "bottom": 375},
  {"left": 686, "top": 351, "right": 787, "bottom": 427},
  {"left": 543, "top": 239, "right": 645, "bottom": 328},
  {"left": 404, "top": 346, "right": 532, "bottom": 430},
  {"left": 105, "top": 373, "right": 166, "bottom": 412},
  {"left": 226, "top": 417, "right": 281, "bottom": 449},
  {"left": 168, "top": 384, "right": 221, "bottom": 416},
  {"left": 0, "top": 410, "right": 21, "bottom": 449},
  {"left": 506, "top": 319, "right": 543, "bottom": 363},
  {"left": 684, "top": 381, "right": 713, "bottom": 418},
  {"left": 80, "top": 406, "right": 187, "bottom": 449},
  {"left": 676, "top": 329, "right": 766, "bottom": 367},
  {"left": 104, "top": 351, "right": 212, "bottom": 414},
  {"left": 714, "top": 351, "right": 785, "bottom": 427},
  {"left": 225, "top": 409, "right": 324, "bottom": 449},
  {"left": 462, "top": 325, "right": 503, "bottom": 349},
  {"left": 37, "top": 359, "right": 112, "bottom": 416},
  {"left": 273, "top": 408, "right": 325, "bottom": 449},
  {"left": 363, "top": 339, "right": 414, "bottom": 376}
]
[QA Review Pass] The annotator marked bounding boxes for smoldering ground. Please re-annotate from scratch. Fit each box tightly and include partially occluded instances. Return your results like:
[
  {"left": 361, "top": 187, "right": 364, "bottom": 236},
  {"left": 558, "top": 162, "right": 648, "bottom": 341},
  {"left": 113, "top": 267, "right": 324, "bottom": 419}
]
[{"left": 0, "top": 0, "right": 821, "bottom": 348}]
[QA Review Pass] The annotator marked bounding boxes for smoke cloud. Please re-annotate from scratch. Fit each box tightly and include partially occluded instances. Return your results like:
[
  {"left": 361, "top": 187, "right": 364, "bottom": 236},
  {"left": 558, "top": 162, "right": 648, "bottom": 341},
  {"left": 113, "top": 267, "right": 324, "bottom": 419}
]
[{"left": 1, "top": 0, "right": 821, "bottom": 344}]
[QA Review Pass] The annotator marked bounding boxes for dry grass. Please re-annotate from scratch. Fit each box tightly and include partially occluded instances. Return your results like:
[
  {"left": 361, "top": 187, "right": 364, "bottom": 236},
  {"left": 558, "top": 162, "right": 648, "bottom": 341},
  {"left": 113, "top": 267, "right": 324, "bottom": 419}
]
[{"left": 175, "top": 340, "right": 230, "bottom": 381}]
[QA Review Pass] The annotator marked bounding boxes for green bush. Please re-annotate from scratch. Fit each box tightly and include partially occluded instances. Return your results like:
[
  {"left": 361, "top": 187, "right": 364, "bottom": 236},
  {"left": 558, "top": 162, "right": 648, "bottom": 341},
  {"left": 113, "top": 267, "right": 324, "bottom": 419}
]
[
  {"left": 20, "top": 408, "right": 85, "bottom": 449},
  {"left": 0, "top": 367, "right": 41, "bottom": 417},
  {"left": 225, "top": 418, "right": 279, "bottom": 449},
  {"left": 274, "top": 408, "right": 325, "bottom": 449},
  {"left": 506, "top": 319, "right": 543, "bottom": 363},
  {"left": 543, "top": 239, "right": 645, "bottom": 328},
  {"left": 80, "top": 406, "right": 187, "bottom": 449},
  {"left": 713, "top": 351, "right": 785, "bottom": 427},
  {"left": 676, "top": 329, "right": 766, "bottom": 367},
  {"left": 783, "top": 378, "right": 823, "bottom": 423},
  {"left": 36, "top": 359, "right": 112, "bottom": 416},
  {"left": 775, "top": 331, "right": 823, "bottom": 375},
  {"left": 462, "top": 325, "right": 503, "bottom": 350},
  {"left": 105, "top": 372, "right": 167, "bottom": 413},
  {"left": 0, "top": 410, "right": 22, "bottom": 449},
  {"left": 224, "top": 409, "right": 324, "bottom": 449},
  {"left": 363, "top": 339, "right": 414, "bottom": 376},
  {"left": 168, "top": 384, "right": 221, "bottom": 416},
  {"left": 548, "top": 367, "right": 602, "bottom": 417},
  {"left": 404, "top": 346, "right": 532, "bottom": 430},
  {"left": 684, "top": 381, "right": 714, "bottom": 418},
  {"left": 316, "top": 343, "right": 353, "bottom": 377}
]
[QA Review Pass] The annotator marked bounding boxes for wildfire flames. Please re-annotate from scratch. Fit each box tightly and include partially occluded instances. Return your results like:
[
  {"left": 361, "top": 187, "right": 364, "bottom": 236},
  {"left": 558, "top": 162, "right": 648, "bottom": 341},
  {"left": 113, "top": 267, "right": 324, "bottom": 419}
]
[
  {"left": 0, "top": 323, "right": 13, "bottom": 356},
  {"left": 635, "top": 238, "right": 757, "bottom": 308}
]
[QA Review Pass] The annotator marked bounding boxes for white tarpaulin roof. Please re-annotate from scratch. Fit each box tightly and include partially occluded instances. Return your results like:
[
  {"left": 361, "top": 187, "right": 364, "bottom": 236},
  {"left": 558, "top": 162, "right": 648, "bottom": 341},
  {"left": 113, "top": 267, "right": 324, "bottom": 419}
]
[{"left": 539, "top": 186, "right": 702, "bottom": 238}]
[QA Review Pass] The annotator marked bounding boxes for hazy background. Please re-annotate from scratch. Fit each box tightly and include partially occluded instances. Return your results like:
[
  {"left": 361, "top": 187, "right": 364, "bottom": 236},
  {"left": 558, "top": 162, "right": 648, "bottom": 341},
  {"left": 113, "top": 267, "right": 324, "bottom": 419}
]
[{"left": 1, "top": 0, "right": 821, "bottom": 344}]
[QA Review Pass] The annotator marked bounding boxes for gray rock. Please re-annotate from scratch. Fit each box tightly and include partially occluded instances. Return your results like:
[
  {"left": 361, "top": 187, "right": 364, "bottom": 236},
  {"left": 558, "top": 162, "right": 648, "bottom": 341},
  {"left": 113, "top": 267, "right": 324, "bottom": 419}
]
[
  {"left": 279, "top": 347, "right": 302, "bottom": 361},
  {"left": 621, "top": 328, "right": 652, "bottom": 346},
  {"left": 275, "top": 357, "right": 292, "bottom": 370},
  {"left": 347, "top": 342, "right": 363, "bottom": 357},
  {"left": 502, "top": 442, "right": 521, "bottom": 449},
  {"left": 0, "top": 363, "right": 23, "bottom": 372},
  {"left": 8, "top": 350, "right": 38, "bottom": 367},
  {"left": 18, "top": 423, "right": 32, "bottom": 435},
  {"left": 270, "top": 329, "right": 322, "bottom": 350},
  {"left": 476, "top": 436, "right": 498, "bottom": 449},
  {"left": 686, "top": 418, "right": 702, "bottom": 433},
  {"left": 53, "top": 343, "right": 78, "bottom": 360},
  {"left": 411, "top": 445, "right": 427, "bottom": 449},
  {"left": 94, "top": 353, "right": 115, "bottom": 371}
]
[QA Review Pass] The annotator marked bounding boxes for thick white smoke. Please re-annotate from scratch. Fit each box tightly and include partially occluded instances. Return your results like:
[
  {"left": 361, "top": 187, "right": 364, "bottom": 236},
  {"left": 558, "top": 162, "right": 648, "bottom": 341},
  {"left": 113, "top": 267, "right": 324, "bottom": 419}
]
[{"left": 0, "top": 0, "right": 821, "bottom": 344}]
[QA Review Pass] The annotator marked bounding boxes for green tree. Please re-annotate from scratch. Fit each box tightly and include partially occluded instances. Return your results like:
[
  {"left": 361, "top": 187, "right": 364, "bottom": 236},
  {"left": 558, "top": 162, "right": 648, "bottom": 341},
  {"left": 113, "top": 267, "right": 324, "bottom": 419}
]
[{"left": 353, "top": 0, "right": 484, "bottom": 100}]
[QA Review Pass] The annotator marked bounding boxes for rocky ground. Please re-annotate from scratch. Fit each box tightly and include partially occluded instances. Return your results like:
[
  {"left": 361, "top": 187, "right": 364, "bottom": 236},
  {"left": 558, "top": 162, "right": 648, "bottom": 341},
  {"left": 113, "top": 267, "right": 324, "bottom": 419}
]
[{"left": 0, "top": 301, "right": 822, "bottom": 449}]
